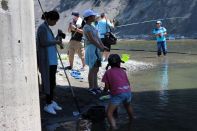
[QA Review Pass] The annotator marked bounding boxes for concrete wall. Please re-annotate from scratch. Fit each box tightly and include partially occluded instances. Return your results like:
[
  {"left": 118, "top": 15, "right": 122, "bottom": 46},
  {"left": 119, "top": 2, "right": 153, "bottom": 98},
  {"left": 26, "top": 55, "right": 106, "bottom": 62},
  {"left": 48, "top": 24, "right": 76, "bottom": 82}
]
[{"left": 0, "top": 0, "right": 41, "bottom": 130}]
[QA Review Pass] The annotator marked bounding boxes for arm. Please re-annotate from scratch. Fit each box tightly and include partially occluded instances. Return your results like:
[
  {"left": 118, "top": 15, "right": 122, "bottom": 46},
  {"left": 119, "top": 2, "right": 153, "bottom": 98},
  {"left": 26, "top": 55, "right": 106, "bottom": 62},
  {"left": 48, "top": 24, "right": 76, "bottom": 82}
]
[
  {"left": 68, "top": 22, "right": 83, "bottom": 34},
  {"left": 163, "top": 27, "right": 167, "bottom": 36},
  {"left": 68, "top": 22, "right": 73, "bottom": 33},
  {"left": 38, "top": 26, "right": 61, "bottom": 47},
  {"left": 107, "top": 20, "right": 114, "bottom": 28},
  {"left": 86, "top": 31, "right": 105, "bottom": 51},
  {"left": 104, "top": 83, "right": 110, "bottom": 92},
  {"left": 97, "top": 32, "right": 109, "bottom": 51},
  {"left": 102, "top": 71, "right": 111, "bottom": 92},
  {"left": 152, "top": 29, "right": 159, "bottom": 37}
]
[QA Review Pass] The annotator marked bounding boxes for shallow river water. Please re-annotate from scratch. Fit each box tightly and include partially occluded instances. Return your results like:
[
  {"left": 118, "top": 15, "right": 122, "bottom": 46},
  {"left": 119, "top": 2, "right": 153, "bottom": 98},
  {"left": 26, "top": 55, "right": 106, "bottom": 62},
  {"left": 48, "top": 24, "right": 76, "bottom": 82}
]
[{"left": 92, "top": 40, "right": 197, "bottom": 131}]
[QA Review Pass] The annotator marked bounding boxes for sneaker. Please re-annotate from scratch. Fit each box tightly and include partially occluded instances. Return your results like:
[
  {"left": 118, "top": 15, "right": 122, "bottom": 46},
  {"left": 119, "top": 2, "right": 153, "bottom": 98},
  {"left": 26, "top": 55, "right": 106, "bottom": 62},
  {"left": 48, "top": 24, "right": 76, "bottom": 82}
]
[
  {"left": 95, "top": 88, "right": 102, "bottom": 93},
  {"left": 44, "top": 104, "right": 56, "bottom": 115},
  {"left": 65, "top": 66, "right": 72, "bottom": 70},
  {"left": 79, "top": 67, "right": 85, "bottom": 71},
  {"left": 52, "top": 101, "right": 62, "bottom": 111}
]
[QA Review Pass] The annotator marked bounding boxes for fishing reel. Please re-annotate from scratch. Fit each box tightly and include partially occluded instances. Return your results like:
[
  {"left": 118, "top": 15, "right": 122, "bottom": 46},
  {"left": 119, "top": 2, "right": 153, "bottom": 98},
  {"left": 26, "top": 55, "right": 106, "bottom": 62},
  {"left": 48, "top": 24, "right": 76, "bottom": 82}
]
[{"left": 57, "top": 29, "right": 66, "bottom": 40}]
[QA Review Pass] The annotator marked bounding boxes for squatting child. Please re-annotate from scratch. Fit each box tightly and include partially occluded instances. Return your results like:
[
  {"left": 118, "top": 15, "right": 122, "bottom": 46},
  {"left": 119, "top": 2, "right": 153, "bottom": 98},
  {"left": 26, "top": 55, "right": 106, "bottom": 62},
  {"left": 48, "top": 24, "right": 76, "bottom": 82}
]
[{"left": 102, "top": 54, "right": 134, "bottom": 129}]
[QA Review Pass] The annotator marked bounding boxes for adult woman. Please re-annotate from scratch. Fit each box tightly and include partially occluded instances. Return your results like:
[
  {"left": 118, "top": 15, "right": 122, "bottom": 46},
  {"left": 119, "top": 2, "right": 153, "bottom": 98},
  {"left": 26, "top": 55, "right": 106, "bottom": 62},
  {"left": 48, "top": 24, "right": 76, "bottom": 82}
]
[
  {"left": 36, "top": 10, "right": 63, "bottom": 114},
  {"left": 83, "top": 9, "right": 108, "bottom": 94}
]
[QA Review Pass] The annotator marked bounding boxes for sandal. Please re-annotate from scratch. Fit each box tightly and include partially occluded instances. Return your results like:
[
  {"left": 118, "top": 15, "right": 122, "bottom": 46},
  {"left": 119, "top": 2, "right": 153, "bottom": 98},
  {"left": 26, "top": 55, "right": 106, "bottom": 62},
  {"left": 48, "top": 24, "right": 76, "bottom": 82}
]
[
  {"left": 95, "top": 88, "right": 102, "bottom": 93},
  {"left": 88, "top": 88, "right": 97, "bottom": 95}
]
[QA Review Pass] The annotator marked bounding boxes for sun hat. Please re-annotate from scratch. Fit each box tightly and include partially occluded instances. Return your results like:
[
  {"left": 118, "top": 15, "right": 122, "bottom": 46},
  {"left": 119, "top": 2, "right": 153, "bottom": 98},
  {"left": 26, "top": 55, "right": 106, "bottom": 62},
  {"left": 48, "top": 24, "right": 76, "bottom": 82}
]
[
  {"left": 108, "top": 54, "right": 125, "bottom": 65},
  {"left": 156, "top": 20, "right": 162, "bottom": 24},
  {"left": 83, "top": 9, "right": 97, "bottom": 18}
]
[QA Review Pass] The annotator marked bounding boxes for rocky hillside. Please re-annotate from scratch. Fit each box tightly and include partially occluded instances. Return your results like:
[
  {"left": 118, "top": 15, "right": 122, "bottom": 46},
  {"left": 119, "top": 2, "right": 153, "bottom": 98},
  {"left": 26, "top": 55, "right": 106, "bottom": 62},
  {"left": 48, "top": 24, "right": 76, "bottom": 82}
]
[{"left": 34, "top": 0, "right": 197, "bottom": 38}]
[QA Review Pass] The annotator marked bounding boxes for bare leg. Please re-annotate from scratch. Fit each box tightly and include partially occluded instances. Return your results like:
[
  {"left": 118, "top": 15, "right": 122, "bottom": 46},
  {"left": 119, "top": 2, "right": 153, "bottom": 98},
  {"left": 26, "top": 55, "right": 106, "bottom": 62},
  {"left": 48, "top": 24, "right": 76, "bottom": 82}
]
[
  {"left": 107, "top": 103, "right": 118, "bottom": 130},
  {"left": 103, "top": 51, "right": 110, "bottom": 61},
  {"left": 68, "top": 51, "right": 74, "bottom": 68},
  {"left": 81, "top": 57, "right": 85, "bottom": 68},
  {"left": 88, "top": 68, "right": 94, "bottom": 88},
  {"left": 93, "top": 67, "right": 99, "bottom": 88},
  {"left": 124, "top": 103, "right": 133, "bottom": 121},
  {"left": 78, "top": 48, "right": 85, "bottom": 68}
]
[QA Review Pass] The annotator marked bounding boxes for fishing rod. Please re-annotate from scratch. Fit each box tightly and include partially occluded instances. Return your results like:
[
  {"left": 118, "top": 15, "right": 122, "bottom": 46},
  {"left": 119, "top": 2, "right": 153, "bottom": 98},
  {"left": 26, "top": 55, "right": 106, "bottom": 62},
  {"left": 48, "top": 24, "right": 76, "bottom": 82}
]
[
  {"left": 111, "top": 48, "right": 197, "bottom": 55},
  {"left": 116, "top": 16, "right": 189, "bottom": 28},
  {"left": 91, "top": 0, "right": 102, "bottom": 10}
]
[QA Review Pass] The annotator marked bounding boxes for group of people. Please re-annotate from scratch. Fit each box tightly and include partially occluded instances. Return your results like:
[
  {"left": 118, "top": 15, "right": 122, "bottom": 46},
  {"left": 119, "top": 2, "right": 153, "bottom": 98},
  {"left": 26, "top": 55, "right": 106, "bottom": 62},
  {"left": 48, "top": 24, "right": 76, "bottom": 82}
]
[{"left": 36, "top": 9, "right": 167, "bottom": 129}]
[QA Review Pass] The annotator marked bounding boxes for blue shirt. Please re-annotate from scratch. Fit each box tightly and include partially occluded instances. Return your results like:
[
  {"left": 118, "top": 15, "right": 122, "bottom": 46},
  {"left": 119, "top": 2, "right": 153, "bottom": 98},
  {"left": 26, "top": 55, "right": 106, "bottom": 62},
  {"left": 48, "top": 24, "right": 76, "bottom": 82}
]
[
  {"left": 153, "top": 27, "right": 167, "bottom": 42},
  {"left": 83, "top": 24, "right": 99, "bottom": 46},
  {"left": 97, "top": 19, "right": 114, "bottom": 38},
  {"left": 47, "top": 29, "right": 58, "bottom": 65}
]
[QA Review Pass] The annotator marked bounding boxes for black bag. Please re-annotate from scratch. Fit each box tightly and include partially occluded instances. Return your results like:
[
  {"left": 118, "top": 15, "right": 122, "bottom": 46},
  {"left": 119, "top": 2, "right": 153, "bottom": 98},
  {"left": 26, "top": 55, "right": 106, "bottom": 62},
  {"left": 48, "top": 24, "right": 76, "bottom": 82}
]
[
  {"left": 103, "top": 20, "right": 117, "bottom": 45},
  {"left": 104, "top": 32, "right": 117, "bottom": 45}
]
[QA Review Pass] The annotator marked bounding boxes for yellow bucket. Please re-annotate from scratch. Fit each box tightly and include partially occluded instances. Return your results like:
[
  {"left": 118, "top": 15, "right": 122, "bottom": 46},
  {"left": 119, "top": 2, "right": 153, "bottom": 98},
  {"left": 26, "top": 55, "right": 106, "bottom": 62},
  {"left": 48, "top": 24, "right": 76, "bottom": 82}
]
[{"left": 121, "top": 54, "right": 130, "bottom": 62}]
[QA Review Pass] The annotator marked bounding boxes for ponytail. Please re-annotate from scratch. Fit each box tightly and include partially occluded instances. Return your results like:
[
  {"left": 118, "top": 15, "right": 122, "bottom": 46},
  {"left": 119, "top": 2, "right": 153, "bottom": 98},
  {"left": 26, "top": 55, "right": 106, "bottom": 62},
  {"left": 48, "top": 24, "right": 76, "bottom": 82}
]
[{"left": 41, "top": 12, "right": 48, "bottom": 20}]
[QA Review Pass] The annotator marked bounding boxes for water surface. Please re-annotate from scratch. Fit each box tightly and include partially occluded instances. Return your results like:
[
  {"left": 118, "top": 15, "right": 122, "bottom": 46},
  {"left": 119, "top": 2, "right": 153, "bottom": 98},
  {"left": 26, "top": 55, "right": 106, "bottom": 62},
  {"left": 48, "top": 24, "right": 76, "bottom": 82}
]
[{"left": 95, "top": 40, "right": 197, "bottom": 131}]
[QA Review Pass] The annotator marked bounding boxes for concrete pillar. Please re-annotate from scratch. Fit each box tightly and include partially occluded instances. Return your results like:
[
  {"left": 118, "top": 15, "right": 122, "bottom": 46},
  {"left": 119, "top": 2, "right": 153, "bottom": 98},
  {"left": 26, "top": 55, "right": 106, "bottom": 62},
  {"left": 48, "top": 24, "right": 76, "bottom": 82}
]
[{"left": 0, "top": 0, "right": 41, "bottom": 130}]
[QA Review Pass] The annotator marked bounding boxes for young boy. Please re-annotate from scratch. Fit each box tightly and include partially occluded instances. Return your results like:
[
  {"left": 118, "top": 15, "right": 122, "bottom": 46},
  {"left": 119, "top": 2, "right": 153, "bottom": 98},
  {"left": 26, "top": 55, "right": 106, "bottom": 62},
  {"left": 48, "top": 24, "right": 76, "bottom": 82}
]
[{"left": 102, "top": 54, "right": 134, "bottom": 129}]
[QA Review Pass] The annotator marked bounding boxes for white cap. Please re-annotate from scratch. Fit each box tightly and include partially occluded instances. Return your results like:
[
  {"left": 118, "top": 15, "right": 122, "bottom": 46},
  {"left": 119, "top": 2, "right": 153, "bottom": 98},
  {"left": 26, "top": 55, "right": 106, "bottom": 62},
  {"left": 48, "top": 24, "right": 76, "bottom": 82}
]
[
  {"left": 83, "top": 9, "right": 97, "bottom": 18},
  {"left": 156, "top": 20, "right": 162, "bottom": 24}
]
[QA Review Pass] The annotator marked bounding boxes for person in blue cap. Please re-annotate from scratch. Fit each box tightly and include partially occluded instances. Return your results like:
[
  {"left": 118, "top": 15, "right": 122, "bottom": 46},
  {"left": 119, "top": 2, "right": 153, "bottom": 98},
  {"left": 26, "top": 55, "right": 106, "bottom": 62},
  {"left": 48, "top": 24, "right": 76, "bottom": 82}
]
[
  {"left": 82, "top": 9, "right": 108, "bottom": 95},
  {"left": 153, "top": 21, "right": 168, "bottom": 56}
]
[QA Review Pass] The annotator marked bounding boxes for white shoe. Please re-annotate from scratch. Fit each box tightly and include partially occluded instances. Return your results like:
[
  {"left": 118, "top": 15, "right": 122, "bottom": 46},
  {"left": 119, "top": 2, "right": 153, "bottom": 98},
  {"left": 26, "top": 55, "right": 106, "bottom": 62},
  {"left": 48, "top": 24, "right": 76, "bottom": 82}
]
[
  {"left": 44, "top": 104, "right": 56, "bottom": 115},
  {"left": 52, "top": 101, "right": 62, "bottom": 111}
]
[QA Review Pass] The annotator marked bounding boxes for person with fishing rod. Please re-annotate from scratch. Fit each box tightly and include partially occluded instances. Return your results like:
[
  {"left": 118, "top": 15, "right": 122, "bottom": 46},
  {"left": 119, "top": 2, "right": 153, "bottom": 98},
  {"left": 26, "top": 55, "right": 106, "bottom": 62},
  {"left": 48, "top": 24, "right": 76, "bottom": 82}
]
[
  {"left": 83, "top": 9, "right": 108, "bottom": 95},
  {"left": 153, "top": 20, "right": 168, "bottom": 56},
  {"left": 97, "top": 13, "right": 115, "bottom": 61},
  {"left": 65, "top": 11, "right": 85, "bottom": 70},
  {"left": 36, "top": 10, "right": 65, "bottom": 115}
]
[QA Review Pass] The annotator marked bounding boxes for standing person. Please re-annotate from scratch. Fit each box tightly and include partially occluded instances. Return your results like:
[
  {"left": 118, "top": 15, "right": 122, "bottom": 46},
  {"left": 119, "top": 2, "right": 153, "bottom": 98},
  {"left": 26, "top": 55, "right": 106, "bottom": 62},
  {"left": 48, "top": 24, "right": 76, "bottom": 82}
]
[
  {"left": 97, "top": 13, "right": 114, "bottom": 61},
  {"left": 65, "top": 11, "right": 85, "bottom": 70},
  {"left": 83, "top": 9, "right": 108, "bottom": 95},
  {"left": 92, "top": 14, "right": 100, "bottom": 28},
  {"left": 102, "top": 54, "right": 133, "bottom": 129},
  {"left": 153, "top": 21, "right": 168, "bottom": 56},
  {"left": 36, "top": 10, "right": 63, "bottom": 115}
]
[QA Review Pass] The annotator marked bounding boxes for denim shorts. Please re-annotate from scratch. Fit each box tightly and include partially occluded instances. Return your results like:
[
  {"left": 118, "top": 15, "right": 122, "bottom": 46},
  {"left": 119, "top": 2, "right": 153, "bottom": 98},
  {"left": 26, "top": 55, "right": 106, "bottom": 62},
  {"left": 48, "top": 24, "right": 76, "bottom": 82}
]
[{"left": 110, "top": 92, "right": 132, "bottom": 106}]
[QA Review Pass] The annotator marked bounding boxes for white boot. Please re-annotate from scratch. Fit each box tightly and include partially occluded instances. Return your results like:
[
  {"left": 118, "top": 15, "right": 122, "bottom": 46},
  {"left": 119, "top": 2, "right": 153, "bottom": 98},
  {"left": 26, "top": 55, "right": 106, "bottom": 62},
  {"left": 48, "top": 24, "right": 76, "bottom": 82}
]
[
  {"left": 52, "top": 101, "right": 62, "bottom": 111},
  {"left": 44, "top": 103, "right": 56, "bottom": 115}
]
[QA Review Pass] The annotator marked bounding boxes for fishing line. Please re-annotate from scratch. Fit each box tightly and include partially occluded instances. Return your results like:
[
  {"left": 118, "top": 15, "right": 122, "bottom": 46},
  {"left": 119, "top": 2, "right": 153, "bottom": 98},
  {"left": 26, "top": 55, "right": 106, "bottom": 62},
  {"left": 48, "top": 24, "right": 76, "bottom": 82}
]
[
  {"left": 116, "top": 16, "right": 189, "bottom": 28},
  {"left": 111, "top": 48, "right": 197, "bottom": 55}
]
